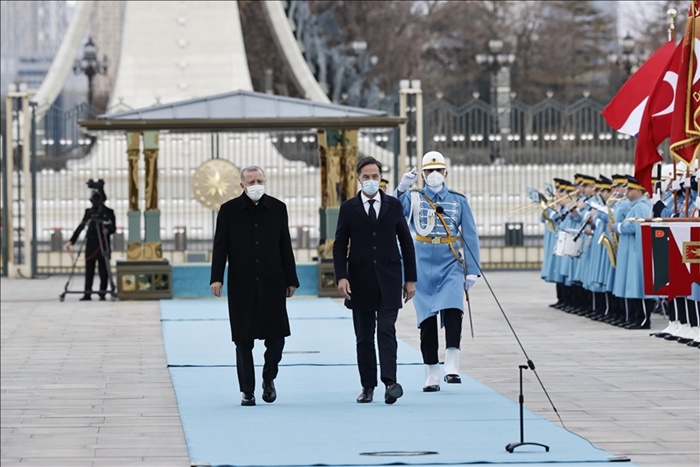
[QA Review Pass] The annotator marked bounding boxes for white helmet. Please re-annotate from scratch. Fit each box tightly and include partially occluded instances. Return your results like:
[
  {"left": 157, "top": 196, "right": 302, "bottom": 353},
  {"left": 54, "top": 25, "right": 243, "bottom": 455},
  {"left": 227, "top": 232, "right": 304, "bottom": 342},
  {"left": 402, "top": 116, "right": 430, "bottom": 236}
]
[
  {"left": 421, "top": 151, "right": 447, "bottom": 171},
  {"left": 659, "top": 163, "right": 676, "bottom": 179}
]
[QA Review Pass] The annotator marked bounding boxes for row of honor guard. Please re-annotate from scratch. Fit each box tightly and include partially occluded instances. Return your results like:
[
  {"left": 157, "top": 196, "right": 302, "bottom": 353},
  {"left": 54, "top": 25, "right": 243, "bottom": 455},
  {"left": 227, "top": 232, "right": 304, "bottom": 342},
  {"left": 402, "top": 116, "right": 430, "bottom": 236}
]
[{"left": 539, "top": 166, "right": 699, "bottom": 348}]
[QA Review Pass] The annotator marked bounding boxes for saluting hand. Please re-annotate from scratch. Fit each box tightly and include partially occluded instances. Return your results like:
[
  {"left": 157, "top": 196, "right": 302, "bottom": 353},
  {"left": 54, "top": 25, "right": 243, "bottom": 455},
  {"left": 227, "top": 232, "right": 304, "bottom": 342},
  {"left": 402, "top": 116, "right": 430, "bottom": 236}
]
[{"left": 337, "top": 278, "right": 352, "bottom": 300}]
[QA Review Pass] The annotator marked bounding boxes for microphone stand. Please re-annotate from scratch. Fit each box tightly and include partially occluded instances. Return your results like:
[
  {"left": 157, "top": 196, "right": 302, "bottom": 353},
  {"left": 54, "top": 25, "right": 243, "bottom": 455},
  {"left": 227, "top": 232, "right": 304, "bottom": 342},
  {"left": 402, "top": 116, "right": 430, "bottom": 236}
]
[{"left": 505, "top": 363, "right": 550, "bottom": 453}]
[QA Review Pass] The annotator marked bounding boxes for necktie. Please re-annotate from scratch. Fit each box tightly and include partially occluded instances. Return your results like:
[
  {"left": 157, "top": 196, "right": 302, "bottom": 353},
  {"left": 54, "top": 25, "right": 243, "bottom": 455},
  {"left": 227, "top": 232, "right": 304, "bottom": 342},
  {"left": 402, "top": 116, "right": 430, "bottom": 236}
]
[{"left": 368, "top": 199, "right": 377, "bottom": 224}]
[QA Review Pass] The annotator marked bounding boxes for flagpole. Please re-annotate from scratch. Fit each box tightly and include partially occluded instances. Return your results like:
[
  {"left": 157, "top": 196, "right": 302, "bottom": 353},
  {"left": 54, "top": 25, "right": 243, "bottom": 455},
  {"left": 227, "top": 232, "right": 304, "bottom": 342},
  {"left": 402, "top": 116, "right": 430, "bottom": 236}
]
[
  {"left": 667, "top": 8, "right": 678, "bottom": 213},
  {"left": 667, "top": 8, "right": 677, "bottom": 42}
]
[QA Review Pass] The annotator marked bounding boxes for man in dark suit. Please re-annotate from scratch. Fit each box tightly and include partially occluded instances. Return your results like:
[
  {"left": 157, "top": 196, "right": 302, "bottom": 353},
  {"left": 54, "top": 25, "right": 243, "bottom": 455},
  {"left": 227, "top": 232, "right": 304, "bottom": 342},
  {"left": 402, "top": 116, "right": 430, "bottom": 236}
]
[
  {"left": 333, "top": 156, "right": 417, "bottom": 404},
  {"left": 210, "top": 166, "right": 299, "bottom": 407}
]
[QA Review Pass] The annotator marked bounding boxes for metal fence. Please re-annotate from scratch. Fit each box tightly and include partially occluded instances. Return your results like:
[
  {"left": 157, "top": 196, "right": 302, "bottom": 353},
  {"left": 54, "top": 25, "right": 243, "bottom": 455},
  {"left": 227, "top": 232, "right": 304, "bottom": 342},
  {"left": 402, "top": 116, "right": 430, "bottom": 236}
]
[{"left": 1, "top": 96, "right": 638, "bottom": 276}]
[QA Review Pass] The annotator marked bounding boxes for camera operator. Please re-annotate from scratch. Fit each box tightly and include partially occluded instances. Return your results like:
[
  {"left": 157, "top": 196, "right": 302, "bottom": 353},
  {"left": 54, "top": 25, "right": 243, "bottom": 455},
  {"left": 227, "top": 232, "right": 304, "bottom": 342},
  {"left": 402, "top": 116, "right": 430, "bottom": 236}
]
[{"left": 65, "top": 181, "right": 116, "bottom": 301}]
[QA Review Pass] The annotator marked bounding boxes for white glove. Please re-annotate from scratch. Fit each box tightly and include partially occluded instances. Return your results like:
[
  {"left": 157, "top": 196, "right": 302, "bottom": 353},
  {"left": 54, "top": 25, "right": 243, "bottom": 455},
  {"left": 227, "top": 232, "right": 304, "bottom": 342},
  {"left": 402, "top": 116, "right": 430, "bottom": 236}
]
[
  {"left": 650, "top": 192, "right": 661, "bottom": 204},
  {"left": 695, "top": 195, "right": 700, "bottom": 210},
  {"left": 582, "top": 211, "right": 593, "bottom": 222},
  {"left": 397, "top": 169, "right": 417, "bottom": 192},
  {"left": 464, "top": 274, "right": 478, "bottom": 291},
  {"left": 671, "top": 180, "right": 682, "bottom": 192}
]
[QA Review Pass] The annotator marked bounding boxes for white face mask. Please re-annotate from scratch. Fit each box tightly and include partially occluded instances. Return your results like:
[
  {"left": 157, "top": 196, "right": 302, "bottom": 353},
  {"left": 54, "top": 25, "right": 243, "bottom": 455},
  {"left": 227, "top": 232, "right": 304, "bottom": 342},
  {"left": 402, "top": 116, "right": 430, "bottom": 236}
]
[
  {"left": 424, "top": 171, "right": 445, "bottom": 190},
  {"left": 245, "top": 184, "right": 265, "bottom": 202},
  {"left": 362, "top": 180, "right": 380, "bottom": 196}
]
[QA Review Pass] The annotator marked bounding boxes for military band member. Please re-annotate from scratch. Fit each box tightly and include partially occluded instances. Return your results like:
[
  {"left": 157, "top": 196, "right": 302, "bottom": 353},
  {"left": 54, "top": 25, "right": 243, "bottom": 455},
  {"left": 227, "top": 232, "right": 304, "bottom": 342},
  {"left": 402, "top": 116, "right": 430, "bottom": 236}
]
[
  {"left": 394, "top": 151, "right": 481, "bottom": 392},
  {"left": 601, "top": 175, "right": 631, "bottom": 326},
  {"left": 610, "top": 176, "right": 653, "bottom": 329},
  {"left": 545, "top": 179, "right": 575, "bottom": 309},
  {"left": 582, "top": 176, "right": 613, "bottom": 320}
]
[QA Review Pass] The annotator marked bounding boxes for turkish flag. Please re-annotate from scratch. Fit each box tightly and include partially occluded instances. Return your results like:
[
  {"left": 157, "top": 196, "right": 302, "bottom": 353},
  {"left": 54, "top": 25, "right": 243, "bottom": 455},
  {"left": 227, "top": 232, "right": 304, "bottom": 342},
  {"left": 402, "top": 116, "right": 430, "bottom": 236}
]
[
  {"left": 669, "top": 1, "right": 700, "bottom": 165},
  {"left": 634, "top": 44, "right": 683, "bottom": 193},
  {"left": 602, "top": 41, "right": 677, "bottom": 136}
]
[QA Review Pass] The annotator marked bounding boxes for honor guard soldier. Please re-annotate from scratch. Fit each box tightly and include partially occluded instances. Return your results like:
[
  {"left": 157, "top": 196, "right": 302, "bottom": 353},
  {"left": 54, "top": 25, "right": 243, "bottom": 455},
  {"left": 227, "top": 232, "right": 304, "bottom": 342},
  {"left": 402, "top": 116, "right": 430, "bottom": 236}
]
[{"left": 394, "top": 151, "right": 481, "bottom": 392}]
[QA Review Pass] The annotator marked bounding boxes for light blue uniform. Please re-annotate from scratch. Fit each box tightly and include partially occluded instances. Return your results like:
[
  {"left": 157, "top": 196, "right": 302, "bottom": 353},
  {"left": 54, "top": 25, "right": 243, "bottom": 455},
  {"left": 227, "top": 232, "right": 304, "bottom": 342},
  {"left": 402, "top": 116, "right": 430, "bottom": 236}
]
[
  {"left": 584, "top": 202, "right": 610, "bottom": 293},
  {"left": 613, "top": 197, "right": 652, "bottom": 299},
  {"left": 396, "top": 185, "right": 480, "bottom": 326},
  {"left": 604, "top": 198, "right": 630, "bottom": 293}
]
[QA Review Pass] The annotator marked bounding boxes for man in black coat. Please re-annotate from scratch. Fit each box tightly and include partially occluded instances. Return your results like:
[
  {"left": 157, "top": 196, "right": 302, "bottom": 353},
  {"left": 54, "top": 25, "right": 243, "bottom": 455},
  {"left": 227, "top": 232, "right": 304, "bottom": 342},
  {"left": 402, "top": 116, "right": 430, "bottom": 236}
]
[
  {"left": 210, "top": 166, "right": 299, "bottom": 407},
  {"left": 333, "top": 156, "right": 417, "bottom": 404},
  {"left": 65, "top": 189, "right": 116, "bottom": 301}
]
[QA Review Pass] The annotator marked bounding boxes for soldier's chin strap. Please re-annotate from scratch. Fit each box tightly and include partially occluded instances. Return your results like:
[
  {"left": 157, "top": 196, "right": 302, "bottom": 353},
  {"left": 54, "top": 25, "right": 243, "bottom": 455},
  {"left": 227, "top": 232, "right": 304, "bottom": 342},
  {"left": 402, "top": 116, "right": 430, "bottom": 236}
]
[{"left": 460, "top": 235, "right": 564, "bottom": 430}]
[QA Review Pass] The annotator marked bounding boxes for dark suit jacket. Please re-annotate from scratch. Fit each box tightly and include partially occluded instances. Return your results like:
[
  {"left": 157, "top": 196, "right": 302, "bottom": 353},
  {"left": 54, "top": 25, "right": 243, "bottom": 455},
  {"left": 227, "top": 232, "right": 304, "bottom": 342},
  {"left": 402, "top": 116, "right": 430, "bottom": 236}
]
[
  {"left": 211, "top": 193, "right": 299, "bottom": 342},
  {"left": 333, "top": 191, "right": 417, "bottom": 311}
]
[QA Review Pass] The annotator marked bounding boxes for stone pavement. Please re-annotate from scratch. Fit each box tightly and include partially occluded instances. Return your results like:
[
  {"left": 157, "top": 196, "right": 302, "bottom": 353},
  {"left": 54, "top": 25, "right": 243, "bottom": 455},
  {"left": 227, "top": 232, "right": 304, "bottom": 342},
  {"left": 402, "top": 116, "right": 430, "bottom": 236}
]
[{"left": 1, "top": 271, "right": 698, "bottom": 466}]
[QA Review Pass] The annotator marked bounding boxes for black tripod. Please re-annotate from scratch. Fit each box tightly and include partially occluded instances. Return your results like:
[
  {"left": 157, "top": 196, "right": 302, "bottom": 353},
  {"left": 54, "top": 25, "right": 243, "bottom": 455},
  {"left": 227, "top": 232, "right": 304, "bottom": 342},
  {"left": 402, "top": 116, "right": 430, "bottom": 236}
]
[
  {"left": 505, "top": 364, "right": 550, "bottom": 453},
  {"left": 59, "top": 215, "right": 116, "bottom": 302}
]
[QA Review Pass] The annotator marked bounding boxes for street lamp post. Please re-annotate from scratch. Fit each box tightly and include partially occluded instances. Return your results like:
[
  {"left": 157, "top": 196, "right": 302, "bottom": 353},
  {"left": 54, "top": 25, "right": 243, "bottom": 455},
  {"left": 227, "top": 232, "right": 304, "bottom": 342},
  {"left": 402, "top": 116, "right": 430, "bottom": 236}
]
[
  {"left": 609, "top": 32, "right": 638, "bottom": 80},
  {"left": 73, "top": 37, "right": 109, "bottom": 114},
  {"left": 475, "top": 34, "right": 515, "bottom": 163}
]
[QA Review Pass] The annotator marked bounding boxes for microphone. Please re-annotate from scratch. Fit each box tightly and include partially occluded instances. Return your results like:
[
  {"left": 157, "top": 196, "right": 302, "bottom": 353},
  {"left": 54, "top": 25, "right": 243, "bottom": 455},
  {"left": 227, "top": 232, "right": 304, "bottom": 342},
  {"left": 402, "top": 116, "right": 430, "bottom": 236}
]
[{"left": 436, "top": 206, "right": 444, "bottom": 214}]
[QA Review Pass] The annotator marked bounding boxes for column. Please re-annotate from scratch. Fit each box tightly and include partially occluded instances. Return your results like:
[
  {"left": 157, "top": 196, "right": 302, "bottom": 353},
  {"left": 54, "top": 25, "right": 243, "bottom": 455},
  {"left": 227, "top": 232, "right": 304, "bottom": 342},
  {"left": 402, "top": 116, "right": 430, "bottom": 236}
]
[
  {"left": 126, "top": 131, "right": 142, "bottom": 260},
  {"left": 142, "top": 130, "right": 162, "bottom": 260}
]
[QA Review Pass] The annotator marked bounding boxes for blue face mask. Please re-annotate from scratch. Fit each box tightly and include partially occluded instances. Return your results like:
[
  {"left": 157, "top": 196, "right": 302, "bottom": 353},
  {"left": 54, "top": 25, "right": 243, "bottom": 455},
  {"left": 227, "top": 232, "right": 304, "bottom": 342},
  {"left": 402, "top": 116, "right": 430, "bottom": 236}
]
[{"left": 362, "top": 180, "right": 380, "bottom": 196}]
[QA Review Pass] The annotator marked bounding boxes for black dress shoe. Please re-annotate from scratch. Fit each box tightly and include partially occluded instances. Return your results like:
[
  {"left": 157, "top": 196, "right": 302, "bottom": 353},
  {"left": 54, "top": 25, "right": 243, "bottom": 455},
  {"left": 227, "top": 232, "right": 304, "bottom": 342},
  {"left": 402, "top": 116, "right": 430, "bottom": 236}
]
[
  {"left": 356, "top": 387, "right": 374, "bottom": 403},
  {"left": 444, "top": 374, "right": 461, "bottom": 384},
  {"left": 687, "top": 340, "right": 700, "bottom": 347},
  {"left": 241, "top": 392, "right": 256, "bottom": 406},
  {"left": 384, "top": 383, "right": 403, "bottom": 404},
  {"left": 625, "top": 322, "right": 651, "bottom": 330},
  {"left": 98, "top": 294, "right": 106, "bottom": 301},
  {"left": 422, "top": 384, "right": 440, "bottom": 392},
  {"left": 548, "top": 301, "right": 563, "bottom": 308},
  {"left": 79, "top": 295, "right": 92, "bottom": 301},
  {"left": 262, "top": 380, "right": 276, "bottom": 403},
  {"left": 663, "top": 334, "right": 680, "bottom": 341}
]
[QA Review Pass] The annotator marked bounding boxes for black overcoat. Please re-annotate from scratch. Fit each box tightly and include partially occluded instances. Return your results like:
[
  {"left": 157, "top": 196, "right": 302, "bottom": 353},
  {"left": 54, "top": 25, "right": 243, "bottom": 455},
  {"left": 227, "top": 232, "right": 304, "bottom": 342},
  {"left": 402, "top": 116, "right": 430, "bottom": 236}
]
[
  {"left": 333, "top": 191, "right": 417, "bottom": 311},
  {"left": 210, "top": 193, "right": 300, "bottom": 342}
]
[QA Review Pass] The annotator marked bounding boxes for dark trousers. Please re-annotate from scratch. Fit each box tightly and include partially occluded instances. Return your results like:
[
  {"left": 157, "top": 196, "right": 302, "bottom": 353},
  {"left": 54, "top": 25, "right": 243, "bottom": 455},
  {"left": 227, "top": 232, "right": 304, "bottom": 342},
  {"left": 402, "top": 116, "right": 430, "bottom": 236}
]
[
  {"left": 234, "top": 337, "right": 285, "bottom": 393},
  {"left": 352, "top": 308, "right": 398, "bottom": 388},
  {"left": 419, "top": 308, "right": 462, "bottom": 365},
  {"left": 84, "top": 250, "right": 108, "bottom": 296}
]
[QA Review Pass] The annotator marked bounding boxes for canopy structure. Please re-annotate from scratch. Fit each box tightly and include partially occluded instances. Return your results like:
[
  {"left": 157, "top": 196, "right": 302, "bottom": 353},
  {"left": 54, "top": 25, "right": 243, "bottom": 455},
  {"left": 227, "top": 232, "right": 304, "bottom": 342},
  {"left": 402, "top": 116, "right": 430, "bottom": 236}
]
[{"left": 79, "top": 90, "right": 405, "bottom": 132}]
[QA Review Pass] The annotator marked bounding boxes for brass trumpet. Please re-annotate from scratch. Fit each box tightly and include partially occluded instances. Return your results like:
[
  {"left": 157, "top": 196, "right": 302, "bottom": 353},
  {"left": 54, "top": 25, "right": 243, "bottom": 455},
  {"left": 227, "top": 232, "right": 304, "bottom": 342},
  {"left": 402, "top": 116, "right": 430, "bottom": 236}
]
[{"left": 507, "top": 191, "right": 575, "bottom": 217}]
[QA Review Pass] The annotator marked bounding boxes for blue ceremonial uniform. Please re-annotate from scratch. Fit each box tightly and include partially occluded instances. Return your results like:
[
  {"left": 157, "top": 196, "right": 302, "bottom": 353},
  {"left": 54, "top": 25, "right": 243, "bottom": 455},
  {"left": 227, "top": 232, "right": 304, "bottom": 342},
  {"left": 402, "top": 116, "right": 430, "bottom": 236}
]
[
  {"left": 396, "top": 185, "right": 480, "bottom": 327},
  {"left": 613, "top": 196, "right": 652, "bottom": 299}
]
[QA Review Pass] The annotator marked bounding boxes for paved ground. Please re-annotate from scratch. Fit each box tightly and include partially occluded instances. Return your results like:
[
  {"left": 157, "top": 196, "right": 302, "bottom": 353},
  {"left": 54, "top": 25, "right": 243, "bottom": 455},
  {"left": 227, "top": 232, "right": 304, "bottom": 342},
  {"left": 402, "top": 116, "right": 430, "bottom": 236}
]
[{"left": 1, "top": 271, "right": 698, "bottom": 467}]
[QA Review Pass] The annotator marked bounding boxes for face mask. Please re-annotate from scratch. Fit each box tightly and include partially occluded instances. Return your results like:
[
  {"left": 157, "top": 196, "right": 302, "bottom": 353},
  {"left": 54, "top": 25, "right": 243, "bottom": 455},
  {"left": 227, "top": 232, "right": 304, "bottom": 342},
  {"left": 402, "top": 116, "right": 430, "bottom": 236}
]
[
  {"left": 362, "top": 180, "right": 380, "bottom": 196},
  {"left": 245, "top": 184, "right": 265, "bottom": 202},
  {"left": 424, "top": 171, "right": 445, "bottom": 189}
]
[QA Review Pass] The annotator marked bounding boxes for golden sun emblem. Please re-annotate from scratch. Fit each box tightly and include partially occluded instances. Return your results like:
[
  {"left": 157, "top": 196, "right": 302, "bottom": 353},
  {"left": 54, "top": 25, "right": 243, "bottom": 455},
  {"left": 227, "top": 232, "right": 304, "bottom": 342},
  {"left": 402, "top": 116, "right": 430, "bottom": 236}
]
[{"left": 192, "top": 159, "right": 241, "bottom": 211}]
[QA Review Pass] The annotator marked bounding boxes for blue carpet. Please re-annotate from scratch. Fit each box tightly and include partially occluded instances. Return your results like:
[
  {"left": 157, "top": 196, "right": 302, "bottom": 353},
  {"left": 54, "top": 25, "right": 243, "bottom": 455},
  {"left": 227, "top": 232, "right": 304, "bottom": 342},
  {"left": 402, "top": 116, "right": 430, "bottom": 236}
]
[{"left": 161, "top": 298, "right": 627, "bottom": 467}]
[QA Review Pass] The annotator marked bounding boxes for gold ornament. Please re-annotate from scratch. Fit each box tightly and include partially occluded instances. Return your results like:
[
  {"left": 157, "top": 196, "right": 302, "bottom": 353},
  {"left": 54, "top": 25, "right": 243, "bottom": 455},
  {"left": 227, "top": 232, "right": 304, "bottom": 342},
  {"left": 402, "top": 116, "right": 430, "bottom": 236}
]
[{"left": 192, "top": 159, "right": 241, "bottom": 210}]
